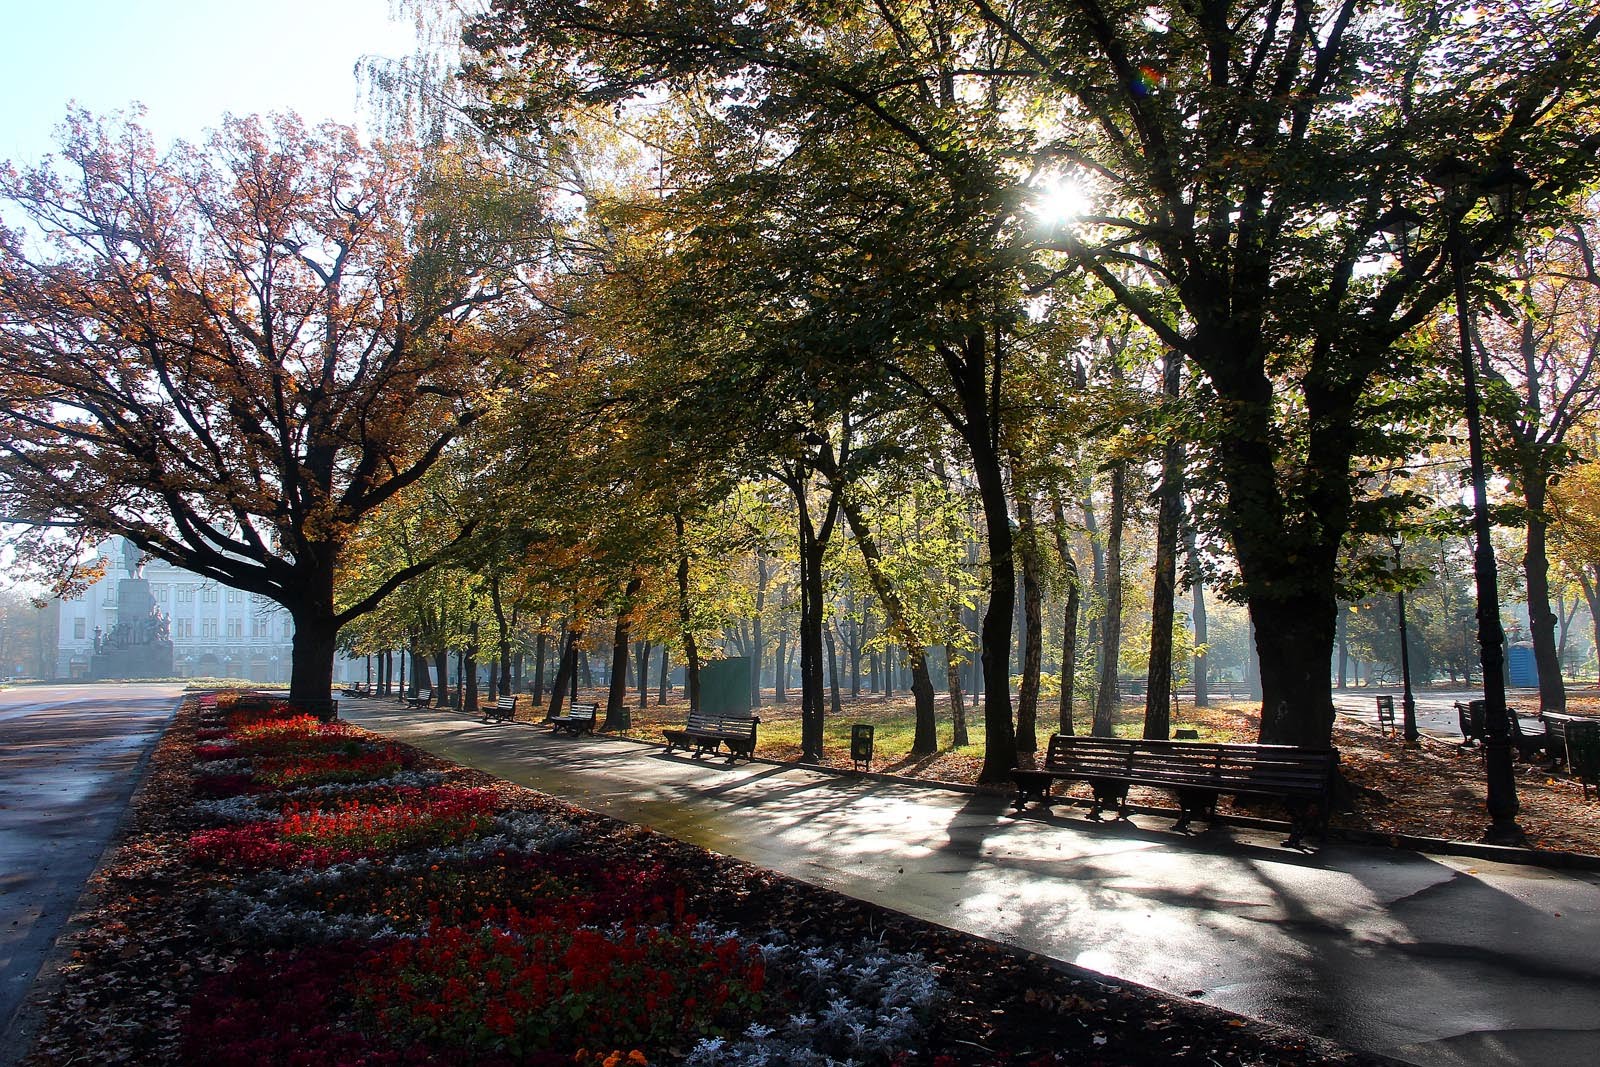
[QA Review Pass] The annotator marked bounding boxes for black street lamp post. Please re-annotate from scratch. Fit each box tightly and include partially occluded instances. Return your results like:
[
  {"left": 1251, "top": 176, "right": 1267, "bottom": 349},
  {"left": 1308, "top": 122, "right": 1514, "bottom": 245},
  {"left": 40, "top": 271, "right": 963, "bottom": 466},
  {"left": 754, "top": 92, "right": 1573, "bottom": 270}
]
[
  {"left": 1379, "top": 158, "right": 1529, "bottom": 845},
  {"left": 1390, "top": 533, "right": 1419, "bottom": 745}
]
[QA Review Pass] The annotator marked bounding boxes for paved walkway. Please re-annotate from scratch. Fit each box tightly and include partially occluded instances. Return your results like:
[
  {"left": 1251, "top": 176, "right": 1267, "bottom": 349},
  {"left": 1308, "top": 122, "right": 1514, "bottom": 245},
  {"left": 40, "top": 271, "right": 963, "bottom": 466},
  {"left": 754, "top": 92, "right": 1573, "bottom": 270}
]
[
  {"left": 1331, "top": 687, "right": 1550, "bottom": 739},
  {"left": 343, "top": 700, "right": 1600, "bottom": 1067},
  {"left": 0, "top": 684, "right": 181, "bottom": 1066}
]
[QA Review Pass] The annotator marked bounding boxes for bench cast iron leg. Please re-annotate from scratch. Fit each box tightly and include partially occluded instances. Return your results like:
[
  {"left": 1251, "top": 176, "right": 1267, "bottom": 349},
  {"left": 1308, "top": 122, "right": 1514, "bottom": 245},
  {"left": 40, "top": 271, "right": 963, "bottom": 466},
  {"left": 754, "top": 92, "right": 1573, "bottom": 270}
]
[
  {"left": 1281, "top": 799, "right": 1325, "bottom": 849},
  {"left": 1087, "top": 780, "right": 1128, "bottom": 821},
  {"left": 1172, "top": 790, "right": 1217, "bottom": 834}
]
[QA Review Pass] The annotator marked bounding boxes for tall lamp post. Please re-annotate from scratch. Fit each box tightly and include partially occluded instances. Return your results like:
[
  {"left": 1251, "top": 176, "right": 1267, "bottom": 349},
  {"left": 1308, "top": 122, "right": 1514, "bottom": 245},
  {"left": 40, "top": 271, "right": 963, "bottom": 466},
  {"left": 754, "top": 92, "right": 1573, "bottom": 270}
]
[
  {"left": 1379, "top": 158, "right": 1530, "bottom": 845},
  {"left": 1389, "top": 533, "right": 1419, "bottom": 745}
]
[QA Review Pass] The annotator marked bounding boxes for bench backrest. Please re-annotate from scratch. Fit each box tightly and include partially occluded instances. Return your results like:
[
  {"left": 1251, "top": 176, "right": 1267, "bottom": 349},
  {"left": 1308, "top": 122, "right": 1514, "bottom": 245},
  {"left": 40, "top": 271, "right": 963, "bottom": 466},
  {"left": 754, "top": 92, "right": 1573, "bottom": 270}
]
[
  {"left": 1045, "top": 734, "right": 1333, "bottom": 796},
  {"left": 684, "top": 711, "right": 758, "bottom": 735},
  {"left": 567, "top": 702, "right": 597, "bottom": 720},
  {"left": 1044, "top": 735, "right": 1136, "bottom": 776},
  {"left": 496, "top": 695, "right": 517, "bottom": 710},
  {"left": 1568, "top": 721, "right": 1600, "bottom": 780}
]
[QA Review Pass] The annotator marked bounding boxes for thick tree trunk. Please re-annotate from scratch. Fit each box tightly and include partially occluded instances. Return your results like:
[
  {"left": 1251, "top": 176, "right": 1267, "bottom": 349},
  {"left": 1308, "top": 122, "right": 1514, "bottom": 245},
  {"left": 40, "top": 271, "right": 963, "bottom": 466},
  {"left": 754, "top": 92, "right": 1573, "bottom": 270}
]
[
  {"left": 637, "top": 640, "right": 652, "bottom": 708},
  {"left": 1093, "top": 463, "right": 1126, "bottom": 737},
  {"left": 1051, "top": 501, "right": 1081, "bottom": 737},
  {"left": 799, "top": 536, "right": 827, "bottom": 761},
  {"left": 966, "top": 424, "right": 1017, "bottom": 781},
  {"left": 1523, "top": 481, "right": 1566, "bottom": 711},
  {"left": 410, "top": 648, "right": 427, "bottom": 697},
  {"left": 784, "top": 451, "right": 843, "bottom": 764},
  {"left": 847, "top": 615, "right": 862, "bottom": 698},
  {"left": 752, "top": 554, "right": 767, "bottom": 708},
  {"left": 825, "top": 622, "right": 844, "bottom": 718},
  {"left": 1189, "top": 525, "right": 1209, "bottom": 709},
  {"left": 532, "top": 630, "right": 546, "bottom": 702},
  {"left": 431, "top": 649, "right": 449, "bottom": 708},
  {"left": 288, "top": 609, "right": 339, "bottom": 712},
  {"left": 674, "top": 513, "right": 702, "bottom": 712},
  {"left": 604, "top": 578, "right": 641, "bottom": 730},
  {"left": 1012, "top": 482, "right": 1044, "bottom": 754},
  {"left": 1251, "top": 600, "right": 1337, "bottom": 747},
  {"left": 1144, "top": 352, "right": 1183, "bottom": 739},
  {"left": 490, "top": 576, "right": 512, "bottom": 697},
  {"left": 1082, "top": 486, "right": 1106, "bottom": 716},
  {"left": 946, "top": 634, "right": 968, "bottom": 746},
  {"left": 773, "top": 624, "right": 788, "bottom": 703},
  {"left": 548, "top": 630, "right": 573, "bottom": 717},
  {"left": 659, "top": 648, "right": 670, "bottom": 703},
  {"left": 465, "top": 621, "right": 479, "bottom": 713}
]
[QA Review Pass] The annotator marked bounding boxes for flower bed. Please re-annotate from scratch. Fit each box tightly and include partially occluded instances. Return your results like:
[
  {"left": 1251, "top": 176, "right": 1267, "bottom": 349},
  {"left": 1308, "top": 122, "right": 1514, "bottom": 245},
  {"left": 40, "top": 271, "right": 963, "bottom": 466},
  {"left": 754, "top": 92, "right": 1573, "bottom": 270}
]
[
  {"left": 20, "top": 696, "right": 1383, "bottom": 1067},
  {"left": 174, "top": 698, "right": 940, "bottom": 1064}
]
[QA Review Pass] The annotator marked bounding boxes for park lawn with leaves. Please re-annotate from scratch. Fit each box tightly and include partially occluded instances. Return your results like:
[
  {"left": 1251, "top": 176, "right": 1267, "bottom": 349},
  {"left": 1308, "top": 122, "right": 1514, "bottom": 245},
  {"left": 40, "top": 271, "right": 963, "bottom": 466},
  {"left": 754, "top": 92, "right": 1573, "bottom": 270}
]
[{"left": 20, "top": 697, "right": 1387, "bottom": 1067}]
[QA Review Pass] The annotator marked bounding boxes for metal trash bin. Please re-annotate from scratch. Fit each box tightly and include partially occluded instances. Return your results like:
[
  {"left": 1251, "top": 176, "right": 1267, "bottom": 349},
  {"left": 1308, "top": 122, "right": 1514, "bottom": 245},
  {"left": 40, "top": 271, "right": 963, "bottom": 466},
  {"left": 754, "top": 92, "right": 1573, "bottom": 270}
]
[{"left": 850, "top": 723, "right": 875, "bottom": 772}]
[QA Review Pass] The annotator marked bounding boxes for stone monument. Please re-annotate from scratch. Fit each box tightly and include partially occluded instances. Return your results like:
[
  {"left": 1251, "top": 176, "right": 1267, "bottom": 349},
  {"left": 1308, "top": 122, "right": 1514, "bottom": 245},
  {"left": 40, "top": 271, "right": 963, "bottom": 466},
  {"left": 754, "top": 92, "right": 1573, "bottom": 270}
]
[{"left": 90, "top": 540, "right": 175, "bottom": 680}]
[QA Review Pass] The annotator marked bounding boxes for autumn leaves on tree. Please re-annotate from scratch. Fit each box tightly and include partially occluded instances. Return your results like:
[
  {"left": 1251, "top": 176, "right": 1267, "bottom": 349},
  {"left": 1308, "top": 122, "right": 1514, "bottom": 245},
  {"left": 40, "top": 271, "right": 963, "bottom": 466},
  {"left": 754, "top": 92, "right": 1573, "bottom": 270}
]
[
  {"left": 2, "top": 1, "right": 1599, "bottom": 781},
  {"left": 0, "top": 112, "right": 548, "bottom": 701}
]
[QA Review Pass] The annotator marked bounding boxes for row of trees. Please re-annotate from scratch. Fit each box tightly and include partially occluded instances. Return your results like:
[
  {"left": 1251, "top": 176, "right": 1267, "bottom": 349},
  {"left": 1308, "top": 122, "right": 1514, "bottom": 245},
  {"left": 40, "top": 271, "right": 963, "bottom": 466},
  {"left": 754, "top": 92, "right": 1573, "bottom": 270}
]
[{"left": 2, "top": 2, "right": 1598, "bottom": 787}]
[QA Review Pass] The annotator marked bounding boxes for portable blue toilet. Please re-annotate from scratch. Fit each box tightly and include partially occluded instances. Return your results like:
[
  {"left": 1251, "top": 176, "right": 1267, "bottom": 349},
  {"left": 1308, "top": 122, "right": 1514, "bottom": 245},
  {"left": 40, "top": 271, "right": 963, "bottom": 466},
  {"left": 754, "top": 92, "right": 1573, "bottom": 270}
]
[{"left": 1506, "top": 644, "right": 1539, "bottom": 687}]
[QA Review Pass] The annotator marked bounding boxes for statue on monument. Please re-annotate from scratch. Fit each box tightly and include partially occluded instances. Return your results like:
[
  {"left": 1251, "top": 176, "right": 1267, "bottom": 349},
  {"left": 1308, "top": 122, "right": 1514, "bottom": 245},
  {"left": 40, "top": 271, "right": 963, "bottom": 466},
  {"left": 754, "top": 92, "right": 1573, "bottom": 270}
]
[{"left": 90, "top": 536, "right": 173, "bottom": 679}]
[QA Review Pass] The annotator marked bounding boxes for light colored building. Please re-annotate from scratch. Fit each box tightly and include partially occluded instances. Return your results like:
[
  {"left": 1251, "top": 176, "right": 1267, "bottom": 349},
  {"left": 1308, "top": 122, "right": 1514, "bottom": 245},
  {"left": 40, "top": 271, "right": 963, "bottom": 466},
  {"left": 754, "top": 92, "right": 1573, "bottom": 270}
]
[{"left": 52, "top": 536, "right": 356, "bottom": 683}]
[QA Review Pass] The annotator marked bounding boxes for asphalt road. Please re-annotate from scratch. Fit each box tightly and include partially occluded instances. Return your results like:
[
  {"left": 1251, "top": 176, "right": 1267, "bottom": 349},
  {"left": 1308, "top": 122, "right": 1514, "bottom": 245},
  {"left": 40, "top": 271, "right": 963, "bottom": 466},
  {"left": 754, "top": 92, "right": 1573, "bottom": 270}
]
[
  {"left": 344, "top": 699, "right": 1600, "bottom": 1067},
  {"left": 1332, "top": 686, "right": 1549, "bottom": 739},
  {"left": 0, "top": 683, "right": 181, "bottom": 1066}
]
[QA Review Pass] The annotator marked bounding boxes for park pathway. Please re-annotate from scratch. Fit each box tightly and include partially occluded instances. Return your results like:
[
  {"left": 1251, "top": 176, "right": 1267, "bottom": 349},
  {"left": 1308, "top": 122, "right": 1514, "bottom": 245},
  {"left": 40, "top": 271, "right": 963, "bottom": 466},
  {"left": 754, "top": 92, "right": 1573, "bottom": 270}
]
[
  {"left": 0, "top": 683, "right": 181, "bottom": 1067},
  {"left": 344, "top": 699, "right": 1600, "bottom": 1067}
]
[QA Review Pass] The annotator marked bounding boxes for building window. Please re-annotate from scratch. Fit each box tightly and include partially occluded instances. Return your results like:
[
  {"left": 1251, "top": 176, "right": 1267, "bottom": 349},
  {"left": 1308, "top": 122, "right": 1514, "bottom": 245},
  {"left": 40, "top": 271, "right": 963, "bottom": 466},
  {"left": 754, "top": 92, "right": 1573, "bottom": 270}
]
[
  {"left": 227, "top": 589, "right": 242, "bottom": 604},
  {"left": 282, "top": 621, "right": 292, "bottom": 639},
  {"left": 251, "top": 617, "right": 267, "bottom": 638},
  {"left": 154, "top": 585, "right": 169, "bottom": 602},
  {"left": 176, "top": 619, "right": 193, "bottom": 639},
  {"left": 74, "top": 618, "right": 86, "bottom": 640},
  {"left": 202, "top": 619, "right": 218, "bottom": 639},
  {"left": 202, "top": 587, "right": 219, "bottom": 604},
  {"left": 227, "top": 619, "right": 242, "bottom": 638},
  {"left": 177, "top": 587, "right": 195, "bottom": 603}
]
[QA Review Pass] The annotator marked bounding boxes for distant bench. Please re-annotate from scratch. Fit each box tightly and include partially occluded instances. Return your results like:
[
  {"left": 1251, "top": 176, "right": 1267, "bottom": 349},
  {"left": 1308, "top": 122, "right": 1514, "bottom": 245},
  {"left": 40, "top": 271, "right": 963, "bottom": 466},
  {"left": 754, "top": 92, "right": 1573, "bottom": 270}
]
[
  {"left": 1540, "top": 710, "right": 1600, "bottom": 771},
  {"left": 1455, "top": 701, "right": 1545, "bottom": 760},
  {"left": 403, "top": 687, "right": 433, "bottom": 709},
  {"left": 484, "top": 694, "right": 518, "bottom": 723},
  {"left": 663, "top": 712, "right": 759, "bottom": 762},
  {"left": 546, "top": 701, "right": 597, "bottom": 736},
  {"left": 1011, "top": 734, "right": 1337, "bottom": 848}
]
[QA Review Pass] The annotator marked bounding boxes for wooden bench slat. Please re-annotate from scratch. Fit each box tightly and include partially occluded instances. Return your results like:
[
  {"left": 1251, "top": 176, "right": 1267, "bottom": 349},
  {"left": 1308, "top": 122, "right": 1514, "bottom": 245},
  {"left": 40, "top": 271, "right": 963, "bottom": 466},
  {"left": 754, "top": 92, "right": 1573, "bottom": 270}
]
[
  {"left": 547, "top": 702, "right": 597, "bottom": 736},
  {"left": 663, "top": 712, "right": 759, "bottom": 761},
  {"left": 1015, "top": 733, "right": 1335, "bottom": 846}
]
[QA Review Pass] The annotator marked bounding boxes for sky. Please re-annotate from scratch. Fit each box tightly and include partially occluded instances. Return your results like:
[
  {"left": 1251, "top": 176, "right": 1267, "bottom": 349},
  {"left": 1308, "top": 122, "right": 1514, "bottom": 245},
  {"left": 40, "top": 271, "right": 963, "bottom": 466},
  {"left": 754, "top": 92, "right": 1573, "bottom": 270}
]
[{"left": 0, "top": 0, "right": 421, "bottom": 166}]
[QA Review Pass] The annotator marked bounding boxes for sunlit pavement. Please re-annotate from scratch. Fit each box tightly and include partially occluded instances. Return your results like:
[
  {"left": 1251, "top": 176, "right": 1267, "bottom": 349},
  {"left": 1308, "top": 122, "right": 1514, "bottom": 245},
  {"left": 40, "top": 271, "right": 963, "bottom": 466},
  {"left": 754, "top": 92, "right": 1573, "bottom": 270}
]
[
  {"left": 0, "top": 683, "right": 181, "bottom": 1065},
  {"left": 344, "top": 699, "right": 1600, "bottom": 1067}
]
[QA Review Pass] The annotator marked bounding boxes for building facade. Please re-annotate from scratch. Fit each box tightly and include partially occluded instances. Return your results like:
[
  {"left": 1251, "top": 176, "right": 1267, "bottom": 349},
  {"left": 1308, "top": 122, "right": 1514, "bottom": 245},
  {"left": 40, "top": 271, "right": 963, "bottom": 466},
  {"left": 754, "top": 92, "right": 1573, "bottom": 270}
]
[{"left": 51, "top": 537, "right": 356, "bottom": 683}]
